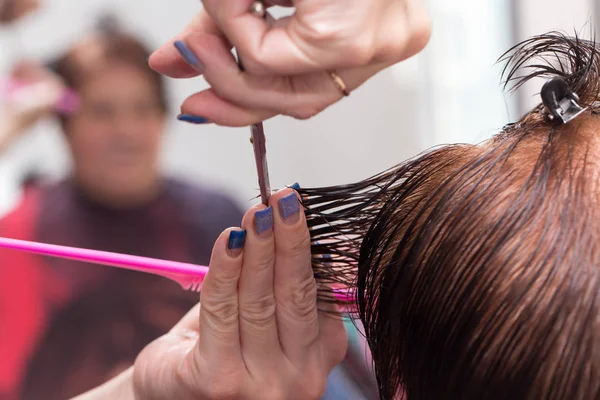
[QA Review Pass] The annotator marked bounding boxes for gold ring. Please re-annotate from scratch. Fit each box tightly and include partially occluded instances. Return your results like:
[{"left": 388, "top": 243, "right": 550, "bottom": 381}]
[{"left": 328, "top": 71, "right": 350, "bottom": 97}]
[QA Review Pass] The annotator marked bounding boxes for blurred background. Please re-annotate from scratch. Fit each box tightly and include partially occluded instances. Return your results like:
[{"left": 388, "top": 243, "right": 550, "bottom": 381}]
[
  {"left": 0, "top": 0, "right": 596, "bottom": 214},
  {"left": 0, "top": 1, "right": 598, "bottom": 399}
]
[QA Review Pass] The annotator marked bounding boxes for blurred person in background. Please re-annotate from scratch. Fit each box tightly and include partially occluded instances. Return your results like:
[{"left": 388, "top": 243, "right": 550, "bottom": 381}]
[
  {"left": 0, "top": 3, "right": 380, "bottom": 400},
  {"left": 0, "top": 0, "right": 39, "bottom": 23},
  {"left": 0, "top": 11, "right": 245, "bottom": 400}
]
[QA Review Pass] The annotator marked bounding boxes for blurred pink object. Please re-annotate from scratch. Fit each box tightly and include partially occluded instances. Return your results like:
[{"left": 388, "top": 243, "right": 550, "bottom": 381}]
[
  {"left": 0, "top": 79, "right": 80, "bottom": 114},
  {"left": 0, "top": 236, "right": 354, "bottom": 302}
]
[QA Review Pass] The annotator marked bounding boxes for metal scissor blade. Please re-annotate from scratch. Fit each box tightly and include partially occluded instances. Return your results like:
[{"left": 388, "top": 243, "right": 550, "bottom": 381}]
[
  {"left": 234, "top": 3, "right": 271, "bottom": 205},
  {"left": 251, "top": 122, "right": 271, "bottom": 205},
  {"left": 234, "top": 31, "right": 271, "bottom": 205}
]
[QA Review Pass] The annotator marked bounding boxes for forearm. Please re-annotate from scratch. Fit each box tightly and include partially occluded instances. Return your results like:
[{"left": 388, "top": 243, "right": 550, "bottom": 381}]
[
  {"left": 0, "top": 115, "right": 25, "bottom": 154},
  {"left": 71, "top": 367, "right": 135, "bottom": 400}
]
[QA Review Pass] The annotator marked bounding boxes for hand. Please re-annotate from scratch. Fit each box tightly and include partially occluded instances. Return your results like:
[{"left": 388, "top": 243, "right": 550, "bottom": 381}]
[
  {"left": 0, "top": 0, "right": 40, "bottom": 24},
  {"left": 132, "top": 188, "right": 346, "bottom": 399},
  {"left": 4, "top": 61, "right": 65, "bottom": 131},
  {"left": 148, "top": 0, "right": 431, "bottom": 126}
]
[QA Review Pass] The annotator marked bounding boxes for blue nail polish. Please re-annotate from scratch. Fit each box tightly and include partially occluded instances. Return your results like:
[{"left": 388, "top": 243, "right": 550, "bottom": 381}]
[
  {"left": 174, "top": 40, "right": 204, "bottom": 71},
  {"left": 279, "top": 192, "right": 300, "bottom": 221},
  {"left": 290, "top": 182, "right": 301, "bottom": 190},
  {"left": 228, "top": 230, "right": 247, "bottom": 250},
  {"left": 254, "top": 207, "right": 273, "bottom": 235},
  {"left": 177, "top": 114, "right": 210, "bottom": 124}
]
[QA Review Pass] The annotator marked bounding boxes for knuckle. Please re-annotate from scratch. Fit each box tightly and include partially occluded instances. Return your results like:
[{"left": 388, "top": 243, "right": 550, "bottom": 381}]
[
  {"left": 301, "top": 23, "right": 375, "bottom": 66},
  {"left": 201, "top": 298, "right": 239, "bottom": 330},
  {"left": 407, "top": 16, "right": 433, "bottom": 57},
  {"left": 209, "top": 79, "right": 235, "bottom": 102},
  {"left": 253, "top": 254, "right": 276, "bottom": 274},
  {"left": 240, "top": 54, "right": 271, "bottom": 75},
  {"left": 286, "top": 274, "right": 318, "bottom": 320},
  {"left": 386, "top": 16, "right": 432, "bottom": 62},
  {"left": 240, "top": 295, "right": 276, "bottom": 325},
  {"left": 302, "top": 22, "right": 355, "bottom": 49},
  {"left": 339, "top": 40, "right": 376, "bottom": 66},
  {"left": 286, "top": 228, "right": 312, "bottom": 255},
  {"left": 204, "top": 272, "right": 239, "bottom": 298},
  {"left": 301, "top": 21, "right": 342, "bottom": 45}
]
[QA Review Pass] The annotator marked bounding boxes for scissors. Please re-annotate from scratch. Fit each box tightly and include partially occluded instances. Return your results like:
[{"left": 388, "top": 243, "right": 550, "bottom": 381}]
[{"left": 238, "top": 0, "right": 271, "bottom": 206}]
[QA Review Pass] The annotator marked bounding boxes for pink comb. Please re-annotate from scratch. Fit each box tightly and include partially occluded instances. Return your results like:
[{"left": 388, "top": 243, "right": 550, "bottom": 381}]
[
  {"left": 1, "top": 79, "right": 80, "bottom": 115},
  {"left": 0, "top": 236, "right": 353, "bottom": 302}
]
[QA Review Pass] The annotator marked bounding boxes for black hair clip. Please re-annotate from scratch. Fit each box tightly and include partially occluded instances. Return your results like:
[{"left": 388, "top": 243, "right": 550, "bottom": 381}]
[{"left": 541, "top": 77, "right": 586, "bottom": 124}]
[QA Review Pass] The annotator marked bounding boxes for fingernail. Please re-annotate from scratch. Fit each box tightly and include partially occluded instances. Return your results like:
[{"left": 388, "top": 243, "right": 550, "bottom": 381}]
[
  {"left": 290, "top": 182, "right": 300, "bottom": 190},
  {"left": 174, "top": 40, "right": 204, "bottom": 72},
  {"left": 177, "top": 114, "right": 210, "bottom": 124},
  {"left": 227, "top": 229, "right": 246, "bottom": 257},
  {"left": 254, "top": 207, "right": 273, "bottom": 236},
  {"left": 279, "top": 192, "right": 300, "bottom": 223}
]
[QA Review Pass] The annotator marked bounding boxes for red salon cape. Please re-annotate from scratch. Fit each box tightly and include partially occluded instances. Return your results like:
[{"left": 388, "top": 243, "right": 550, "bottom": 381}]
[{"left": 0, "top": 180, "right": 243, "bottom": 399}]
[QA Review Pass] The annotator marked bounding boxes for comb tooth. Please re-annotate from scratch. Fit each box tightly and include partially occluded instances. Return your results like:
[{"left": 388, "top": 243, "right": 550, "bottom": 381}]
[{"left": 189, "top": 281, "right": 201, "bottom": 292}]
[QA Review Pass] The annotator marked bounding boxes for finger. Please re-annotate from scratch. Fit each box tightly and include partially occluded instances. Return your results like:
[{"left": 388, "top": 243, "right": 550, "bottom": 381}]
[
  {"left": 316, "top": 284, "right": 348, "bottom": 371},
  {"left": 170, "top": 303, "right": 201, "bottom": 334},
  {"left": 237, "top": 204, "right": 281, "bottom": 369},
  {"left": 149, "top": 11, "right": 229, "bottom": 78},
  {"left": 178, "top": 88, "right": 275, "bottom": 127},
  {"left": 179, "top": 34, "right": 385, "bottom": 121},
  {"left": 196, "top": 227, "right": 246, "bottom": 367},
  {"left": 201, "top": 0, "right": 373, "bottom": 75},
  {"left": 269, "top": 188, "right": 320, "bottom": 364}
]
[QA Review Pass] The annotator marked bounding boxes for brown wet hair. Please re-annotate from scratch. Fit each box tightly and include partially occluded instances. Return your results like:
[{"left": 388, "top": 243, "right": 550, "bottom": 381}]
[{"left": 302, "top": 31, "right": 600, "bottom": 399}]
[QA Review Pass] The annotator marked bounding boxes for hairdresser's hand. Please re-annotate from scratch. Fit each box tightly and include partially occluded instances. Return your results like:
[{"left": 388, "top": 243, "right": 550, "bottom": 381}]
[
  {"left": 4, "top": 61, "right": 65, "bottom": 131},
  {"left": 132, "top": 188, "right": 346, "bottom": 399},
  {"left": 148, "top": 0, "right": 431, "bottom": 126}
]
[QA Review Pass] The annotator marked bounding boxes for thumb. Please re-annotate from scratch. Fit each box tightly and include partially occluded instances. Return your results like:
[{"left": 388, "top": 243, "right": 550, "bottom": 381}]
[{"left": 133, "top": 328, "right": 199, "bottom": 399}]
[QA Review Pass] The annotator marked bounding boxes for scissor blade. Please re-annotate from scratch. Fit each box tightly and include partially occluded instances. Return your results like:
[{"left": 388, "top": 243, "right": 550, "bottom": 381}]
[{"left": 251, "top": 122, "right": 271, "bottom": 205}]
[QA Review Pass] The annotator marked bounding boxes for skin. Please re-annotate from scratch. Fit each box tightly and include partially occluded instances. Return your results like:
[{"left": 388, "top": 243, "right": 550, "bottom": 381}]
[
  {"left": 75, "top": 188, "right": 347, "bottom": 400},
  {"left": 0, "top": 0, "right": 39, "bottom": 23},
  {"left": 1, "top": 61, "right": 166, "bottom": 208},
  {"left": 148, "top": 0, "right": 431, "bottom": 126},
  {"left": 64, "top": 62, "right": 165, "bottom": 208}
]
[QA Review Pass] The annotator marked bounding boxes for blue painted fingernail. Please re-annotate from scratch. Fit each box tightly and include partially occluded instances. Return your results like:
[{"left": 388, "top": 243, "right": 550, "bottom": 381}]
[
  {"left": 279, "top": 192, "right": 300, "bottom": 222},
  {"left": 174, "top": 40, "right": 204, "bottom": 72},
  {"left": 177, "top": 114, "right": 210, "bottom": 124},
  {"left": 290, "top": 182, "right": 301, "bottom": 190},
  {"left": 254, "top": 207, "right": 273, "bottom": 236},
  {"left": 228, "top": 230, "right": 246, "bottom": 249},
  {"left": 227, "top": 229, "right": 246, "bottom": 256}
]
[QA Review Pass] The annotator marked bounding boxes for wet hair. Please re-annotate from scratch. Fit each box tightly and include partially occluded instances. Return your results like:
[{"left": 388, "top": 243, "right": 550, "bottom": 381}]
[
  {"left": 48, "top": 14, "right": 168, "bottom": 126},
  {"left": 303, "top": 31, "right": 600, "bottom": 399}
]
